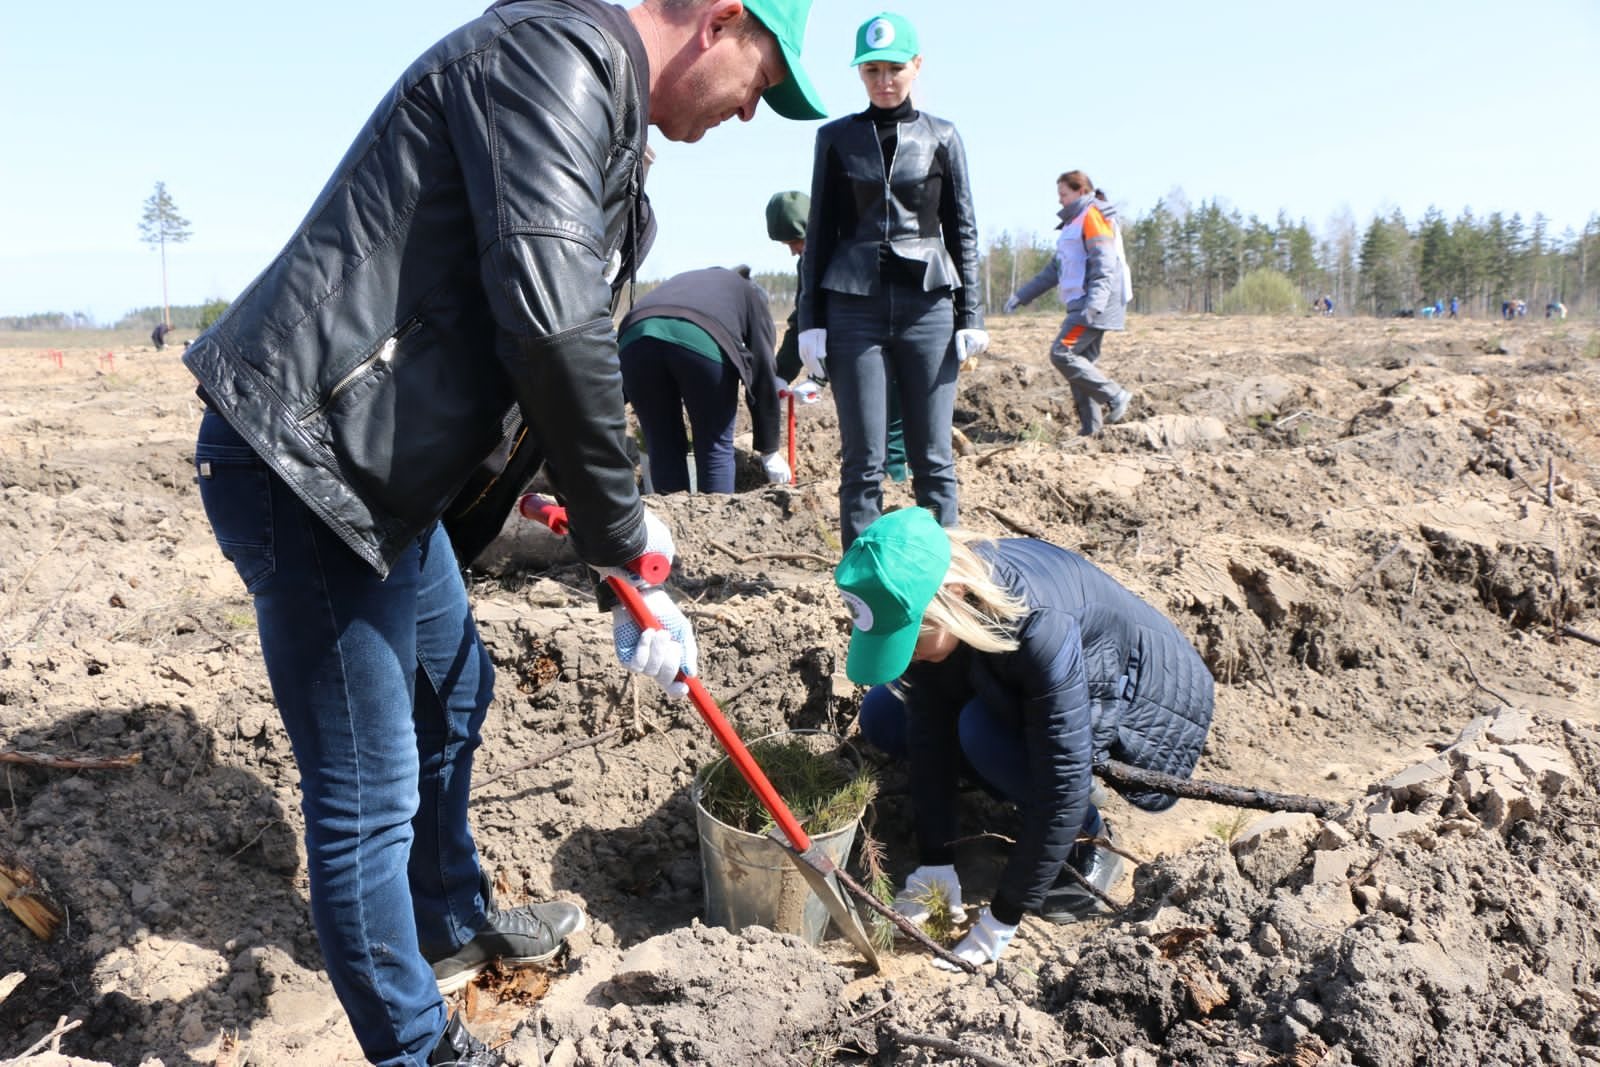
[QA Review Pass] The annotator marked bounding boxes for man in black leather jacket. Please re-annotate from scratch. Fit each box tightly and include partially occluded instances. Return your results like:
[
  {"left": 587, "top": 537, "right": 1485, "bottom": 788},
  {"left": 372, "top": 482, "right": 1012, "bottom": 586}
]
[{"left": 184, "top": 2, "right": 824, "bottom": 1063}]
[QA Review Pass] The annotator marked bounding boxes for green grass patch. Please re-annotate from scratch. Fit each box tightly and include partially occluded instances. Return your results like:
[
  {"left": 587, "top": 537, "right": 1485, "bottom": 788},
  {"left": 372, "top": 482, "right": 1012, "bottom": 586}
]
[{"left": 697, "top": 734, "right": 874, "bottom": 838}]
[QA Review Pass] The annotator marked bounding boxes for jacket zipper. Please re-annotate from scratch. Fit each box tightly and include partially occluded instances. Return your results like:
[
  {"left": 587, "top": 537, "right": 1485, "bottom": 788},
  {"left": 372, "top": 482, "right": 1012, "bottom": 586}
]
[
  {"left": 302, "top": 317, "right": 421, "bottom": 422},
  {"left": 883, "top": 121, "right": 901, "bottom": 240}
]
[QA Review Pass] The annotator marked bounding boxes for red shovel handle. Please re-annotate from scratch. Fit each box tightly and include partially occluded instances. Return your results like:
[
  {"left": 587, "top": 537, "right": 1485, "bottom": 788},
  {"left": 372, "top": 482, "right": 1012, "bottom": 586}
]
[{"left": 516, "top": 494, "right": 814, "bottom": 851}]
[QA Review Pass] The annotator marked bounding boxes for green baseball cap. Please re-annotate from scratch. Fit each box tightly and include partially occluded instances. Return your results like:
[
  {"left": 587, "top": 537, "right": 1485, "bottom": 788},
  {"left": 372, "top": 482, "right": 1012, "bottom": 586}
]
[
  {"left": 835, "top": 508, "right": 950, "bottom": 685},
  {"left": 742, "top": 0, "right": 827, "bottom": 120},
  {"left": 765, "top": 190, "right": 809, "bottom": 241},
  {"left": 851, "top": 12, "right": 919, "bottom": 65}
]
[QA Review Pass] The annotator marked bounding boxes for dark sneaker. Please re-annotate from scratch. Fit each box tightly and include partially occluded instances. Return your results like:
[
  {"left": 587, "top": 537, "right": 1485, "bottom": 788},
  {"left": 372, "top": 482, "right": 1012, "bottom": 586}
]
[
  {"left": 428, "top": 1012, "right": 502, "bottom": 1066},
  {"left": 1107, "top": 389, "right": 1133, "bottom": 425},
  {"left": 427, "top": 899, "right": 586, "bottom": 995},
  {"left": 1039, "top": 831, "right": 1126, "bottom": 924}
]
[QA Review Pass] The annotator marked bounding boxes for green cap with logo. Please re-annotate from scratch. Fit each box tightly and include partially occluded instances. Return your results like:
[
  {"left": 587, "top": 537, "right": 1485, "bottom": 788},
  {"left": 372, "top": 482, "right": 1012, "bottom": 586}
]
[
  {"left": 742, "top": 0, "right": 828, "bottom": 120},
  {"left": 851, "top": 11, "right": 920, "bottom": 66},
  {"left": 834, "top": 507, "right": 950, "bottom": 685}
]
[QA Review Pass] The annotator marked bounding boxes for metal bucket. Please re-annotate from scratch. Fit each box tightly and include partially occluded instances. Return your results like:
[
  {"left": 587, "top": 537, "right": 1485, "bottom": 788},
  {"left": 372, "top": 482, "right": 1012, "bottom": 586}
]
[{"left": 691, "top": 730, "right": 863, "bottom": 945}]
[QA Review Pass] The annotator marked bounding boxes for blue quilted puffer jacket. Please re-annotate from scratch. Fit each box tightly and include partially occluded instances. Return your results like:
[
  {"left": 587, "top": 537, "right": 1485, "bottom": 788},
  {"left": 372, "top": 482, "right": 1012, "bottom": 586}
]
[{"left": 901, "top": 538, "right": 1214, "bottom": 920}]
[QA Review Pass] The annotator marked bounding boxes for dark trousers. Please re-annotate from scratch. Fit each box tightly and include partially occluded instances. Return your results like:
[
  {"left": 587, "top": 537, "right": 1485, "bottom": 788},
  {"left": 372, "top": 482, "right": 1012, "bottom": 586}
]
[
  {"left": 619, "top": 336, "right": 740, "bottom": 494},
  {"left": 859, "top": 684, "right": 1103, "bottom": 868},
  {"left": 195, "top": 409, "right": 491, "bottom": 1064},
  {"left": 825, "top": 287, "right": 958, "bottom": 547}
]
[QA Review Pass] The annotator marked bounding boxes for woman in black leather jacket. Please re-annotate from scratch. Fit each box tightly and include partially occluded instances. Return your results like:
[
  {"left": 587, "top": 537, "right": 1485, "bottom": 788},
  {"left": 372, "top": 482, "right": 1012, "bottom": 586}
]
[{"left": 796, "top": 11, "right": 987, "bottom": 549}]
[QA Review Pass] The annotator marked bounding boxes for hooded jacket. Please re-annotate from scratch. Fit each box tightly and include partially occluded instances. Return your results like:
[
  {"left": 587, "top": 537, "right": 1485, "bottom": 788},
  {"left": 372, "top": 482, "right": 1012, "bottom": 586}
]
[
  {"left": 797, "top": 107, "right": 983, "bottom": 332},
  {"left": 1015, "top": 196, "right": 1131, "bottom": 332},
  {"left": 183, "top": 0, "right": 653, "bottom": 577},
  {"left": 618, "top": 267, "right": 781, "bottom": 456},
  {"left": 898, "top": 539, "right": 1214, "bottom": 924}
]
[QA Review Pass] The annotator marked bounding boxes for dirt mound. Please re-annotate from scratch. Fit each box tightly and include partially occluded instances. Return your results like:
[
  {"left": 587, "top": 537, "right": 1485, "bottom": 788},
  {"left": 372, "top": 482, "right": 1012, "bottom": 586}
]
[{"left": 1, "top": 315, "right": 1597, "bottom": 1066}]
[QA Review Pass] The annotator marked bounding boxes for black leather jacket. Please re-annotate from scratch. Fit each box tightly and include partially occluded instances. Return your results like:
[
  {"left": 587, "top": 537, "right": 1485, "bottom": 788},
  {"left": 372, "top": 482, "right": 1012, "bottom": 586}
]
[
  {"left": 183, "top": 0, "right": 652, "bottom": 577},
  {"left": 798, "top": 108, "right": 983, "bottom": 332}
]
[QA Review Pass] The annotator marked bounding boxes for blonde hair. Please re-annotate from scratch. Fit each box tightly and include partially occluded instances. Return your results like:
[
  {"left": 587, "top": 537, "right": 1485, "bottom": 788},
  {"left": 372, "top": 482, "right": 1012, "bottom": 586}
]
[{"left": 920, "top": 529, "right": 1029, "bottom": 654}]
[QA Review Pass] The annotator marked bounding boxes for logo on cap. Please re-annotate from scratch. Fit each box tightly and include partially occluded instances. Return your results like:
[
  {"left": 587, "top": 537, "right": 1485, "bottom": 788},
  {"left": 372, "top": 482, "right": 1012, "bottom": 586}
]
[
  {"left": 840, "top": 591, "right": 875, "bottom": 632},
  {"left": 866, "top": 18, "right": 895, "bottom": 49}
]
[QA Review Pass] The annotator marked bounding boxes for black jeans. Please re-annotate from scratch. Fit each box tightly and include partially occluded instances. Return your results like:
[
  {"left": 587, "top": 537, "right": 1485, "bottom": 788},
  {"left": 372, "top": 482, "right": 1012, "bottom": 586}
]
[{"left": 824, "top": 286, "right": 958, "bottom": 547}]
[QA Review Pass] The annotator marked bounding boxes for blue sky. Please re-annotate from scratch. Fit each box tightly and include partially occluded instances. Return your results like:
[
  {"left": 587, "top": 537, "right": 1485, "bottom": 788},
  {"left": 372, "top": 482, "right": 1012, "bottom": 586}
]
[{"left": 2, "top": 1, "right": 1596, "bottom": 322}]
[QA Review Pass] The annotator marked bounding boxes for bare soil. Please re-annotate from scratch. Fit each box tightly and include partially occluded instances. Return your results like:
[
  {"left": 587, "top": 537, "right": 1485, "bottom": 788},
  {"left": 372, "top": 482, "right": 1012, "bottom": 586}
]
[{"left": 1, "top": 314, "right": 1597, "bottom": 1066}]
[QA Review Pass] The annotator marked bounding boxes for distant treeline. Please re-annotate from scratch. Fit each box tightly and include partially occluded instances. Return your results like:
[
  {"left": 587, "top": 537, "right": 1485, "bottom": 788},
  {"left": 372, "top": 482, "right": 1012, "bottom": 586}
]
[
  {"left": 0, "top": 302, "right": 229, "bottom": 332},
  {"left": 981, "top": 196, "right": 1599, "bottom": 317}
]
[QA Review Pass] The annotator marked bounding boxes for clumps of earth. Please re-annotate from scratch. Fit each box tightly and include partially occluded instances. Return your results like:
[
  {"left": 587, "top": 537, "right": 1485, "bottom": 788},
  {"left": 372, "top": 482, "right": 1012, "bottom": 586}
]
[{"left": 1, "top": 315, "right": 1597, "bottom": 1065}]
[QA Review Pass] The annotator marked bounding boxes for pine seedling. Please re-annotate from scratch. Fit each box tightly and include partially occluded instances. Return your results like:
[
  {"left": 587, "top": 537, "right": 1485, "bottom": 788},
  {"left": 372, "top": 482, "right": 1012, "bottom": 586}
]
[{"left": 856, "top": 824, "right": 897, "bottom": 952}]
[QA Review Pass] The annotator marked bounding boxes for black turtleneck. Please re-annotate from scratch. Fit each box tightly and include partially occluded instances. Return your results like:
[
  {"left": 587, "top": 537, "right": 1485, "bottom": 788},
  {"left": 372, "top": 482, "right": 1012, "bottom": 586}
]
[{"left": 863, "top": 99, "right": 917, "bottom": 175}]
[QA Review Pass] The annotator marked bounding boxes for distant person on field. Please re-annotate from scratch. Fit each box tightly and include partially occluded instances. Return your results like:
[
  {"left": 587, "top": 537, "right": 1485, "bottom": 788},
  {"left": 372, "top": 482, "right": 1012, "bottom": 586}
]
[
  {"left": 618, "top": 265, "right": 790, "bottom": 492},
  {"left": 151, "top": 321, "right": 172, "bottom": 351},
  {"left": 836, "top": 507, "right": 1214, "bottom": 968},
  {"left": 1449, "top": 295, "right": 1459, "bottom": 319},
  {"left": 180, "top": 1, "right": 827, "bottom": 1062},
  {"left": 798, "top": 11, "right": 986, "bottom": 549},
  {"left": 1004, "top": 169, "right": 1133, "bottom": 437}
]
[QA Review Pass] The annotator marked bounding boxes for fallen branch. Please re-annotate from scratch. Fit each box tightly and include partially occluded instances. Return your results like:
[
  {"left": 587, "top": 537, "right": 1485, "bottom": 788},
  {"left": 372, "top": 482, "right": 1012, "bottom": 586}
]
[
  {"left": 976, "top": 505, "right": 1046, "bottom": 540},
  {"left": 1447, "top": 637, "right": 1515, "bottom": 708},
  {"left": 827, "top": 865, "right": 978, "bottom": 974},
  {"left": 1096, "top": 759, "right": 1338, "bottom": 817},
  {"left": 472, "top": 728, "right": 624, "bottom": 793},
  {"left": 974, "top": 444, "right": 1021, "bottom": 468},
  {"left": 0, "top": 750, "right": 142, "bottom": 771},
  {"left": 880, "top": 1024, "right": 1022, "bottom": 1067},
  {"left": 707, "top": 540, "right": 835, "bottom": 568},
  {"left": 1246, "top": 644, "right": 1280, "bottom": 702},
  {"left": 1560, "top": 626, "right": 1600, "bottom": 649},
  {"left": 0, "top": 846, "right": 65, "bottom": 940},
  {"left": 17, "top": 1015, "right": 82, "bottom": 1059},
  {"left": 718, "top": 663, "right": 784, "bottom": 712}
]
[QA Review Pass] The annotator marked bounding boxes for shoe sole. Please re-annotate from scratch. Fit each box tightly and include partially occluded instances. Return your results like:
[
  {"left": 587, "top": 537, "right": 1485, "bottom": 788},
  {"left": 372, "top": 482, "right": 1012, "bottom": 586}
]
[{"left": 434, "top": 910, "right": 587, "bottom": 995}]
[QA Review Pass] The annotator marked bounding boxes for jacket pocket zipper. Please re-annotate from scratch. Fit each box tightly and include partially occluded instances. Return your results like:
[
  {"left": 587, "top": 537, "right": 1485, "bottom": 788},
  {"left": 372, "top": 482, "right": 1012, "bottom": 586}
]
[{"left": 303, "top": 318, "right": 421, "bottom": 422}]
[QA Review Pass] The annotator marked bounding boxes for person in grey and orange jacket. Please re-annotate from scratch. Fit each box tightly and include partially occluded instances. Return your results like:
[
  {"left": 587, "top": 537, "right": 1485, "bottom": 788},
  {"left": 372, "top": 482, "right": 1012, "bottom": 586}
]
[{"left": 1005, "top": 171, "right": 1134, "bottom": 437}]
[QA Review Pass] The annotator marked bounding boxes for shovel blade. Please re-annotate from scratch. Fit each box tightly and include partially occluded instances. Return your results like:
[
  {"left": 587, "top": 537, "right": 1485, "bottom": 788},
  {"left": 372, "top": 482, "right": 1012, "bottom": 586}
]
[{"left": 770, "top": 831, "right": 881, "bottom": 969}]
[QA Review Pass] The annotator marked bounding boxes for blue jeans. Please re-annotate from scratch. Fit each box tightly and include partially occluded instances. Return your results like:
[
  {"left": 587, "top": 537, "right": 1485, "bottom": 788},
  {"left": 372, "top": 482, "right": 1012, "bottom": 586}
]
[
  {"left": 859, "top": 685, "right": 1102, "bottom": 864},
  {"left": 824, "top": 287, "right": 958, "bottom": 547},
  {"left": 195, "top": 408, "right": 492, "bottom": 1065},
  {"left": 619, "top": 336, "right": 740, "bottom": 494}
]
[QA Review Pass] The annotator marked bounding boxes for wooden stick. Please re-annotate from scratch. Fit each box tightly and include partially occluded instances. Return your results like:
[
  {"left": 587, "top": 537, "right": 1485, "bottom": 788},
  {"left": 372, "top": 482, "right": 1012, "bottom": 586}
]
[
  {"left": 1096, "top": 759, "right": 1337, "bottom": 817},
  {"left": 827, "top": 865, "right": 978, "bottom": 974},
  {"left": 17, "top": 1015, "right": 82, "bottom": 1059},
  {"left": 472, "top": 728, "right": 623, "bottom": 792},
  {"left": 1560, "top": 626, "right": 1600, "bottom": 649},
  {"left": 707, "top": 540, "right": 835, "bottom": 568},
  {"left": 1447, "top": 637, "right": 1515, "bottom": 708},
  {"left": 881, "top": 1024, "right": 1023, "bottom": 1067},
  {"left": 974, "top": 444, "right": 1021, "bottom": 468},
  {"left": 0, "top": 750, "right": 142, "bottom": 771},
  {"left": 976, "top": 505, "right": 1046, "bottom": 540},
  {"left": 1247, "top": 644, "right": 1280, "bottom": 701},
  {"left": 0, "top": 845, "right": 65, "bottom": 940}
]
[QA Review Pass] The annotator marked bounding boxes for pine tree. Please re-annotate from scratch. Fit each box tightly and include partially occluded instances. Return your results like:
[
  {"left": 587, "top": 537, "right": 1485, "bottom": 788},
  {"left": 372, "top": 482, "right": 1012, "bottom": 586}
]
[{"left": 139, "top": 182, "right": 193, "bottom": 330}]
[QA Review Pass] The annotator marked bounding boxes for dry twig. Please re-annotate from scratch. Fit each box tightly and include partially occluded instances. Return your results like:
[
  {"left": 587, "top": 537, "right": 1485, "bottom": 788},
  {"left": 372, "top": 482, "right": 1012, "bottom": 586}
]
[
  {"left": 472, "top": 728, "right": 624, "bottom": 792},
  {"left": 0, "top": 750, "right": 142, "bottom": 771},
  {"left": 976, "top": 505, "right": 1046, "bottom": 540},
  {"left": 1096, "top": 759, "right": 1338, "bottom": 816},
  {"left": 1560, "top": 626, "right": 1600, "bottom": 649},
  {"left": 827, "top": 865, "right": 978, "bottom": 974},
  {"left": 1446, "top": 637, "right": 1515, "bottom": 708},
  {"left": 17, "top": 1015, "right": 83, "bottom": 1059},
  {"left": 707, "top": 540, "right": 835, "bottom": 568},
  {"left": 1247, "top": 644, "right": 1280, "bottom": 701},
  {"left": 880, "top": 1024, "right": 1022, "bottom": 1067}
]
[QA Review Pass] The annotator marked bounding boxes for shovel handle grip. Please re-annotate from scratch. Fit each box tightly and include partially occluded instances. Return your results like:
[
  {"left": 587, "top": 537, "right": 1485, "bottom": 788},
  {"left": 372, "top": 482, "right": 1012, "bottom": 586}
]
[{"left": 516, "top": 494, "right": 813, "bottom": 852}]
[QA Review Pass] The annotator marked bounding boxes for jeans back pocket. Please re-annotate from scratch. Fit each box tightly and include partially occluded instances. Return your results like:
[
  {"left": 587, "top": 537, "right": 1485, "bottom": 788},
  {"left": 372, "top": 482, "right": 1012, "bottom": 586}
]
[{"left": 195, "top": 412, "right": 275, "bottom": 593}]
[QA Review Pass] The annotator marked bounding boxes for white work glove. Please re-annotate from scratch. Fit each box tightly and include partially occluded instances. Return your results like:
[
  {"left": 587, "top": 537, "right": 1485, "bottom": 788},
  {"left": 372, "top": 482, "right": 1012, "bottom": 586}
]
[
  {"left": 892, "top": 864, "right": 967, "bottom": 927},
  {"left": 597, "top": 508, "right": 697, "bottom": 699},
  {"left": 1002, "top": 295, "right": 1021, "bottom": 314},
  {"left": 610, "top": 590, "right": 698, "bottom": 699},
  {"left": 760, "top": 451, "right": 792, "bottom": 485},
  {"left": 933, "top": 907, "right": 1018, "bottom": 971},
  {"left": 778, "top": 378, "right": 823, "bottom": 405},
  {"left": 954, "top": 328, "right": 989, "bottom": 364},
  {"left": 798, "top": 329, "right": 828, "bottom": 380}
]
